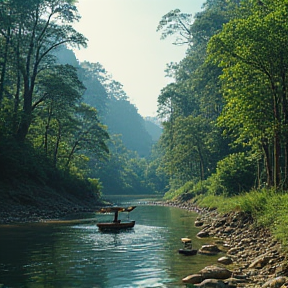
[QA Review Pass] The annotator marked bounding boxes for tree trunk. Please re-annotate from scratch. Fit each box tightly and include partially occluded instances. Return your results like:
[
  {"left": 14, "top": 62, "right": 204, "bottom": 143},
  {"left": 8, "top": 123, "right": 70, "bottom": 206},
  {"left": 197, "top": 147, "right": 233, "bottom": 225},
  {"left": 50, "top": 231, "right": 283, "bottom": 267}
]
[
  {"left": 0, "top": 26, "right": 10, "bottom": 104},
  {"left": 53, "top": 119, "right": 61, "bottom": 168},
  {"left": 274, "top": 132, "right": 281, "bottom": 188},
  {"left": 262, "top": 143, "right": 272, "bottom": 187}
]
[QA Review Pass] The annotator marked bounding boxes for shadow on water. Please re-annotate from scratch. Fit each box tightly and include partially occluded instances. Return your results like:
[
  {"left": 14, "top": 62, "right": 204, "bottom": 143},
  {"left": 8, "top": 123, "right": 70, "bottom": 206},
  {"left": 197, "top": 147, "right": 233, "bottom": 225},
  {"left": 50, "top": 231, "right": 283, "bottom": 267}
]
[{"left": 0, "top": 203, "right": 220, "bottom": 288}]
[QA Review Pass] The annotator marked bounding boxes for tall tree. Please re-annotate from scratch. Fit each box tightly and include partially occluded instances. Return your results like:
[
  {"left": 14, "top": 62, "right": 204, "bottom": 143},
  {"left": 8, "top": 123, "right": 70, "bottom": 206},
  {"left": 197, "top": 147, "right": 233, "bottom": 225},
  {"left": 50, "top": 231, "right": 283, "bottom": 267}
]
[
  {"left": 156, "top": 0, "right": 238, "bottom": 192},
  {"left": 0, "top": 0, "right": 87, "bottom": 141},
  {"left": 208, "top": 0, "right": 288, "bottom": 188}
]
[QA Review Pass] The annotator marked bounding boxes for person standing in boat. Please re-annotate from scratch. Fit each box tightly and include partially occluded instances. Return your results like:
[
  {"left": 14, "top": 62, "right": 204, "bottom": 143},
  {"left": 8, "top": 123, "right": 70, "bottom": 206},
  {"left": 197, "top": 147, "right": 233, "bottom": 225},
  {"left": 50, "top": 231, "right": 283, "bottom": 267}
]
[{"left": 113, "top": 210, "right": 121, "bottom": 223}]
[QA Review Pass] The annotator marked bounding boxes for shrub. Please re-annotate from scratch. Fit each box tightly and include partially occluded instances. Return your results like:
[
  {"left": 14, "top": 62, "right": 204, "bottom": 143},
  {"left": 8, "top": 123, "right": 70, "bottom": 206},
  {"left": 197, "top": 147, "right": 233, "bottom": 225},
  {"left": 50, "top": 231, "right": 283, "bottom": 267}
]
[{"left": 207, "top": 152, "right": 256, "bottom": 196}]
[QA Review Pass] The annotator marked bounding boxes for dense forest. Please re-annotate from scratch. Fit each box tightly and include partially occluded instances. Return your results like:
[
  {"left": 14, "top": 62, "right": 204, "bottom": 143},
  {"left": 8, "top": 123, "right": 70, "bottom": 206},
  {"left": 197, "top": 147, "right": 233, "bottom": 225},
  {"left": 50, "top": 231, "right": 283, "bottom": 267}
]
[
  {"left": 0, "top": 0, "right": 164, "bottom": 209},
  {"left": 156, "top": 0, "right": 288, "bottom": 200},
  {"left": 1, "top": 0, "right": 288, "bottom": 210}
]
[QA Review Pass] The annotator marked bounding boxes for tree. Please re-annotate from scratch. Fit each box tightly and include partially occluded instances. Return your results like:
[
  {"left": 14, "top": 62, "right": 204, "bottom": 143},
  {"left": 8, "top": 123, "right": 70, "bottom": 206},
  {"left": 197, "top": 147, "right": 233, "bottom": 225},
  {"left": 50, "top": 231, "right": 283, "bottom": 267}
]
[
  {"left": 29, "top": 64, "right": 85, "bottom": 164},
  {"left": 161, "top": 115, "right": 217, "bottom": 187},
  {"left": 208, "top": 0, "right": 288, "bottom": 188},
  {"left": 0, "top": 0, "right": 87, "bottom": 141},
  {"left": 157, "top": 9, "right": 193, "bottom": 46},
  {"left": 208, "top": 152, "right": 256, "bottom": 196},
  {"left": 79, "top": 61, "right": 109, "bottom": 117},
  {"left": 155, "top": 0, "right": 239, "bottom": 192},
  {"left": 64, "top": 103, "right": 109, "bottom": 169}
]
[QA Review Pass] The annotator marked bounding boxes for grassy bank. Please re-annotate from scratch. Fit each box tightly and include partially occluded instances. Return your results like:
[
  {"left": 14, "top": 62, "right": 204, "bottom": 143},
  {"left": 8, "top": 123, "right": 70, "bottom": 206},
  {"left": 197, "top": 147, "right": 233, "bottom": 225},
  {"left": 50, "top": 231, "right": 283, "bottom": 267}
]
[
  {"left": 166, "top": 186, "right": 288, "bottom": 248},
  {"left": 194, "top": 189, "right": 288, "bottom": 247}
]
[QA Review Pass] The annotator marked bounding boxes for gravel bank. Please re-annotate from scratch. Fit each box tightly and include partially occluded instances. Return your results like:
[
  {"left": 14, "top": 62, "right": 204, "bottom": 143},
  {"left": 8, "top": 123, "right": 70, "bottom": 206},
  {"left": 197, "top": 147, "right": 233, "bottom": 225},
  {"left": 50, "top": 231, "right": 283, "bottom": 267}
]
[
  {"left": 0, "top": 188, "right": 102, "bottom": 224},
  {"left": 154, "top": 200, "right": 288, "bottom": 288}
]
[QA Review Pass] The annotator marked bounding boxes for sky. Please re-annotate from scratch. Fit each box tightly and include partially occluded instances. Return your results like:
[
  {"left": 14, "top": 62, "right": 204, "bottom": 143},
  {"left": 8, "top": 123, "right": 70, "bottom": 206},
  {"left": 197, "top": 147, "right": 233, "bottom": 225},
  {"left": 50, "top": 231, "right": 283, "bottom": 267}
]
[{"left": 73, "top": 0, "right": 205, "bottom": 117}]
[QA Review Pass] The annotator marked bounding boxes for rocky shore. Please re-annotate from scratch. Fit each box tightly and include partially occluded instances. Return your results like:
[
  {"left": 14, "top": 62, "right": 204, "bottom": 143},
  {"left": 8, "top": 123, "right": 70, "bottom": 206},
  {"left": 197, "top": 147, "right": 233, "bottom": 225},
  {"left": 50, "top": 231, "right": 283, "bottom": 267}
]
[
  {"left": 0, "top": 188, "right": 102, "bottom": 224},
  {"left": 160, "top": 200, "right": 288, "bottom": 288}
]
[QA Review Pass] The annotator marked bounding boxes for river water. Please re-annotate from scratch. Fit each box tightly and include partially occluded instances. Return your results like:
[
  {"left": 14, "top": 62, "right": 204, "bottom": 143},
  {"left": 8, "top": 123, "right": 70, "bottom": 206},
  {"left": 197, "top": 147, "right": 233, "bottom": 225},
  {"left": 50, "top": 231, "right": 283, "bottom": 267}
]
[{"left": 0, "top": 203, "right": 220, "bottom": 288}]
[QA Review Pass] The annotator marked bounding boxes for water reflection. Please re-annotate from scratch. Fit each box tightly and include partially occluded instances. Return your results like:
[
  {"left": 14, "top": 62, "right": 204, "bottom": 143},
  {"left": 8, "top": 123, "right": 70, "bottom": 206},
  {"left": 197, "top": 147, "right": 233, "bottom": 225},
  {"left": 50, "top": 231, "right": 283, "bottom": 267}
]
[{"left": 0, "top": 205, "right": 219, "bottom": 288}]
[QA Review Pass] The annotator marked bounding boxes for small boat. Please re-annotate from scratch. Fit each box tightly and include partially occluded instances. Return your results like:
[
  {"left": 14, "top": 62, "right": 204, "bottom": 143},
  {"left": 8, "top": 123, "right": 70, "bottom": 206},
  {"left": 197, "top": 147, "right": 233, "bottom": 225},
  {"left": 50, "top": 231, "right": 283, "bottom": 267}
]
[
  {"left": 96, "top": 206, "right": 136, "bottom": 231},
  {"left": 178, "top": 237, "right": 198, "bottom": 256},
  {"left": 178, "top": 248, "right": 198, "bottom": 256}
]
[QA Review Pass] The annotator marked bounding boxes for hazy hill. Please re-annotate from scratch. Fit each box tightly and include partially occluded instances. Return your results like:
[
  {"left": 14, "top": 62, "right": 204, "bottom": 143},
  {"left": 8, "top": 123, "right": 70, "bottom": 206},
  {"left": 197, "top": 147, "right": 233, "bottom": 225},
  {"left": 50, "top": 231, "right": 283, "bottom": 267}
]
[
  {"left": 144, "top": 117, "right": 162, "bottom": 143},
  {"left": 55, "top": 47, "right": 154, "bottom": 158},
  {"left": 105, "top": 99, "right": 153, "bottom": 157}
]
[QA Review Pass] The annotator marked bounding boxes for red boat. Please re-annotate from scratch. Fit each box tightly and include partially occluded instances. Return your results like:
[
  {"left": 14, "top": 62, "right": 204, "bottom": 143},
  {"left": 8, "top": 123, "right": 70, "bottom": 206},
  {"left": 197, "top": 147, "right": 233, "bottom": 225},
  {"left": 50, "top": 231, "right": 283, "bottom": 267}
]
[{"left": 96, "top": 206, "right": 136, "bottom": 231}]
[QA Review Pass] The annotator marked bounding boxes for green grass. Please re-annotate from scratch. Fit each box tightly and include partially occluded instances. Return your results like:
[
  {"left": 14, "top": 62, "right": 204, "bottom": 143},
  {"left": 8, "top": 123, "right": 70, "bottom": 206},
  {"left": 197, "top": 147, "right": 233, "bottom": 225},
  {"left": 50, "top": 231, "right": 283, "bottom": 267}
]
[
  {"left": 163, "top": 181, "right": 195, "bottom": 200},
  {"left": 194, "top": 188, "right": 288, "bottom": 247}
]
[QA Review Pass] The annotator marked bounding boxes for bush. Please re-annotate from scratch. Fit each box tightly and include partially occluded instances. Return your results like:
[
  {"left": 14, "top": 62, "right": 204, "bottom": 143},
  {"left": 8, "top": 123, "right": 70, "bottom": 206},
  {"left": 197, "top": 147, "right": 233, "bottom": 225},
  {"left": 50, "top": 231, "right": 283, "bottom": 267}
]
[
  {"left": 164, "top": 181, "right": 195, "bottom": 200},
  {"left": 207, "top": 152, "right": 256, "bottom": 196},
  {"left": 0, "top": 137, "right": 51, "bottom": 185},
  {"left": 164, "top": 180, "right": 209, "bottom": 201}
]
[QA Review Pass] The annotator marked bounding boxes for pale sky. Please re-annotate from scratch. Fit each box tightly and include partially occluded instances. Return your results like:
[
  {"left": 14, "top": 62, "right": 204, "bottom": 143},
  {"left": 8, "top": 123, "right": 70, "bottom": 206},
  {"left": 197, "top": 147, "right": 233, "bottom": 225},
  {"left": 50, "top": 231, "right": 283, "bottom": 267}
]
[{"left": 73, "top": 0, "right": 205, "bottom": 117}]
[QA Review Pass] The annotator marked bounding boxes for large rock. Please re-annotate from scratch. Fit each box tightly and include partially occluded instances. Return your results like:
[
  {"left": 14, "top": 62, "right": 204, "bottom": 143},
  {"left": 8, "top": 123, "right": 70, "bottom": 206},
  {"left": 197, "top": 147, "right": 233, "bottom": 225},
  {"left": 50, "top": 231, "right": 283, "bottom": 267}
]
[
  {"left": 182, "top": 274, "right": 203, "bottom": 284},
  {"left": 248, "top": 253, "right": 272, "bottom": 269},
  {"left": 262, "top": 276, "right": 288, "bottom": 288},
  {"left": 194, "top": 279, "right": 231, "bottom": 288},
  {"left": 218, "top": 256, "right": 233, "bottom": 265},
  {"left": 199, "top": 244, "right": 221, "bottom": 255},
  {"left": 195, "top": 220, "right": 204, "bottom": 227},
  {"left": 197, "top": 230, "right": 210, "bottom": 238},
  {"left": 199, "top": 265, "right": 232, "bottom": 280},
  {"left": 224, "top": 277, "right": 247, "bottom": 285}
]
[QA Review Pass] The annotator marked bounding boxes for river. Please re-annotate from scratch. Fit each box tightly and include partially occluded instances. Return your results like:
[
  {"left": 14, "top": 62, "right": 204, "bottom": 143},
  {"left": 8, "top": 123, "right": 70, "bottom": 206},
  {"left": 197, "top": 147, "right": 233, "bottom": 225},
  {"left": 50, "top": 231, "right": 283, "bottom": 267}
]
[{"left": 0, "top": 202, "right": 220, "bottom": 288}]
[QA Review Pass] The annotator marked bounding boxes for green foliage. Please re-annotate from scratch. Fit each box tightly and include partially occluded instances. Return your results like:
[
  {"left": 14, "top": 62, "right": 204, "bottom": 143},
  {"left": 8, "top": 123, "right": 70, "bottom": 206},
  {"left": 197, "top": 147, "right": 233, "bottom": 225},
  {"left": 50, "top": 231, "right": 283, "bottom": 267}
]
[
  {"left": 156, "top": 9, "right": 193, "bottom": 45},
  {"left": 0, "top": 0, "right": 112, "bottom": 204},
  {"left": 207, "top": 152, "right": 256, "bottom": 196},
  {"left": 0, "top": 136, "right": 101, "bottom": 202},
  {"left": 207, "top": 0, "right": 288, "bottom": 188},
  {"left": 163, "top": 181, "right": 194, "bottom": 200},
  {"left": 163, "top": 180, "right": 207, "bottom": 201},
  {"left": 89, "top": 135, "right": 156, "bottom": 196},
  {"left": 156, "top": 0, "right": 237, "bottom": 194},
  {"left": 0, "top": 137, "right": 51, "bottom": 185},
  {"left": 195, "top": 188, "right": 288, "bottom": 247},
  {"left": 196, "top": 188, "right": 273, "bottom": 215},
  {"left": 195, "top": 193, "right": 226, "bottom": 210},
  {"left": 79, "top": 61, "right": 109, "bottom": 116},
  {"left": 87, "top": 178, "right": 102, "bottom": 198}
]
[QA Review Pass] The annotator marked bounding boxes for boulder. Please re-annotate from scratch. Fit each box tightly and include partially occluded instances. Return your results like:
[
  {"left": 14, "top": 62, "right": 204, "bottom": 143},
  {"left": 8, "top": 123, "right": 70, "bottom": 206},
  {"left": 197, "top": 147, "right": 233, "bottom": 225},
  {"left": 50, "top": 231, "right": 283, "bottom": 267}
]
[
  {"left": 194, "top": 279, "right": 231, "bottom": 288},
  {"left": 218, "top": 256, "right": 233, "bottom": 265},
  {"left": 182, "top": 274, "right": 203, "bottom": 284},
  {"left": 195, "top": 220, "right": 204, "bottom": 227},
  {"left": 199, "top": 265, "right": 232, "bottom": 280},
  {"left": 226, "top": 247, "right": 239, "bottom": 256},
  {"left": 224, "top": 277, "right": 247, "bottom": 285},
  {"left": 197, "top": 230, "right": 210, "bottom": 238},
  {"left": 248, "top": 253, "right": 272, "bottom": 269},
  {"left": 199, "top": 244, "right": 221, "bottom": 255},
  {"left": 262, "top": 276, "right": 288, "bottom": 288}
]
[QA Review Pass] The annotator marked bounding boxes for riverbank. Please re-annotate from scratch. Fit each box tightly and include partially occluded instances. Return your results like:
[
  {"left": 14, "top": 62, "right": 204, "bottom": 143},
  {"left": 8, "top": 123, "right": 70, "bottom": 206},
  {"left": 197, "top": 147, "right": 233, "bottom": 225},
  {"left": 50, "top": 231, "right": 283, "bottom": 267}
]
[
  {"left": 0, "top": 186, "right": 103, "bottom": 224},
  {"left": 157, "top": 200, "right": 288, "bottom": 288}
]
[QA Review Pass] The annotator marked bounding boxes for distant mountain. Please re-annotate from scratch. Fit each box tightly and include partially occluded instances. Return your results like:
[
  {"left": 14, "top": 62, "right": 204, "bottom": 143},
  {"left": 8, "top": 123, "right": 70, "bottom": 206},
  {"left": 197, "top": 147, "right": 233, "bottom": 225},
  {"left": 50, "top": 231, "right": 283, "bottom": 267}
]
[
  {"left": 55, "top": 46, "right": 155, "bottom": 158},
  {"left": 144, "top": 117, "right": 162, "bottom": 142},
  {"left": 105, "top": 99, "right": 153, "bottom": 157}
]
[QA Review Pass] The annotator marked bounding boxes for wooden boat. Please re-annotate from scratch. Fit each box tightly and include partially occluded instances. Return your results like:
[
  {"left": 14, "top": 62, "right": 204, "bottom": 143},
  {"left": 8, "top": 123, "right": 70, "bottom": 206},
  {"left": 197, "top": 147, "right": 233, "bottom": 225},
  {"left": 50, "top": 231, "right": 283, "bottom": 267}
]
[
  {"left": 97, "top": 220, "right": 135, "bottom": 230},
  {"left": 178, "top": 248, "right": 198, "bottom": 256},
  {"left": 178, "top": 237, "right": 198, "bottom": 256},
  {"left": 96, "top": 206, "right": 136, "bottom": 231}
]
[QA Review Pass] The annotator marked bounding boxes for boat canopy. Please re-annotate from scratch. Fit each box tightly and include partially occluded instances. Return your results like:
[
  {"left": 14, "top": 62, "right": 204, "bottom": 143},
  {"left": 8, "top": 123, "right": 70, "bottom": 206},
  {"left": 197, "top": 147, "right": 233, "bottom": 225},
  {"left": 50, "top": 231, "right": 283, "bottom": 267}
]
[{"left": 98, "top": 206, "right": 136, "bottom": 213}]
